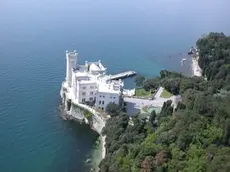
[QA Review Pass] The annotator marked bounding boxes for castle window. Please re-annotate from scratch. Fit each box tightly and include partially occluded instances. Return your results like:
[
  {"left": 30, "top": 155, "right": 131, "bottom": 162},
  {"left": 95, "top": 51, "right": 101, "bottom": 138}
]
[
  {"left": 82, "top": 98, "right": 86, "bottom": 103},
  {"left": 90, "top": 86, "right": 94, "bottom": 89},
  {"left": 102, "top": 107, "right": 104, "bottom": 110},
  {"left": 99, "top": 101, "right": 101, "bottom": 104},
  {"left": 102, "top": 101, "right": 104, "bottom": 105},
  {"left": 103, "top": 96, "right": 105, "bottom": 98},
  {"left": 89, "top": 97, "right": 93, "bottom": 101},
  {"left": 82, "top": 87, "right": 86, "bottom": 89},
  {"left": 82, "top": 92, "right": 86, "bottom": 96},
  {"left": 113, "top": 97, "right": 115, "bottom": 99},
  {"left": 90, "top": 92, "right": 94, "bottom": 95}
]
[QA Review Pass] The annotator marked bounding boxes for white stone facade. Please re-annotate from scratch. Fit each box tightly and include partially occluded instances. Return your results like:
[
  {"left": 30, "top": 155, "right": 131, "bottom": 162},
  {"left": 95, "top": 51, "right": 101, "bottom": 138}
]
[{"left": 64, "top": 50, "right": 124, "bottom": 111}]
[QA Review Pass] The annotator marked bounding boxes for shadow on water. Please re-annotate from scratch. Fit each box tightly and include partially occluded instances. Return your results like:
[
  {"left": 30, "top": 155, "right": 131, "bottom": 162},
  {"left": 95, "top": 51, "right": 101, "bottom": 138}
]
[{"left": 52, "top": 109, "right": 100, "bottom": 172}]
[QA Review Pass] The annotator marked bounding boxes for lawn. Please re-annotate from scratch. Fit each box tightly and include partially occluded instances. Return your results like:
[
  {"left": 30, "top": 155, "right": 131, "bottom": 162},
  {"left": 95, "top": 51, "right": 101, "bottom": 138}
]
[
  {"left": 160, "top": 89, "right": 173, "bottom": 98},
  {"left": 135, "top": 88, "right": 151, "bottom": 97}
]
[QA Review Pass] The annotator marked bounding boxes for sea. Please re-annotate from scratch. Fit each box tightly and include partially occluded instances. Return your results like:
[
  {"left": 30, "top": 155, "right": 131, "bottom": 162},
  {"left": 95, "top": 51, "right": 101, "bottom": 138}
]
[{"left": 0, "top": 0, "right": 229, "bottom": 171}]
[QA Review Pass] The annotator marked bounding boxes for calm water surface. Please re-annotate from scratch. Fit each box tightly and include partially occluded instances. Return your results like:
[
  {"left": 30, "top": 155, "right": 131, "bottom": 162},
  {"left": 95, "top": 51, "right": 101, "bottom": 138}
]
[{"left": 0, "top": 0, "right": 229, "bottom": 171}]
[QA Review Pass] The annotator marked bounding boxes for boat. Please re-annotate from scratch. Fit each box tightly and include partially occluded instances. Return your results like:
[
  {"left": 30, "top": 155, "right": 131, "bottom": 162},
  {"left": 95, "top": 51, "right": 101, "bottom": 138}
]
[{"left": 181, "top": 58, "right": 186, "bottom": 63}]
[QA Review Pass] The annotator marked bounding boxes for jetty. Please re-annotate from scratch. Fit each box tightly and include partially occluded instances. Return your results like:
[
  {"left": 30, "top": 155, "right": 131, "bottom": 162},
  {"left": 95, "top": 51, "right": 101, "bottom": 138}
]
[{"left": 110, "top": 71, "right": 137, "bottom": 80}]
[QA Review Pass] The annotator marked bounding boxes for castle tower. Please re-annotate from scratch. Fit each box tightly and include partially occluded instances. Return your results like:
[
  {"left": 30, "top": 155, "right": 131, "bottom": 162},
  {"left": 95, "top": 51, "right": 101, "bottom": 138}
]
[{"left": 66, "top": 50, "right": 78, "bottom": 87}]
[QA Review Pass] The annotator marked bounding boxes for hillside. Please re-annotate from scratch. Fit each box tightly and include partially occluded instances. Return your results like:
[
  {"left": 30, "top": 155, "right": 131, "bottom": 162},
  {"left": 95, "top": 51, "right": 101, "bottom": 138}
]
[{"left": 99, "top": 33, "right": 230, "bottom": 172}]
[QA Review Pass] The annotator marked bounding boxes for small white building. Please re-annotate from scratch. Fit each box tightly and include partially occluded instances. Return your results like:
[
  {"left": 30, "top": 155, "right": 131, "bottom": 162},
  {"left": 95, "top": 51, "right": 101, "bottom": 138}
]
[{"left": 63, "top": 50, "right": 124, "bottom": 111}]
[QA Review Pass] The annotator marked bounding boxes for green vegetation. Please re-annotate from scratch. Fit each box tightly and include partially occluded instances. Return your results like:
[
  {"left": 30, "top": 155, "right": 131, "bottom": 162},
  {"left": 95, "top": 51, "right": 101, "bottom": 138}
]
[
  {"left": 135, "top": 88, "right": 151, "bottom": 97},
  {"left": 106, "top": 103, "right": 120, "bottom": 117},
  {"left": 71, "top": 103, "right": 92, "bottom": 119},
  {"left": 160, "top": 89, "right": 173, "bottom": 98},
  {"left": 96, "top": 107, "right": 104, "bottom": 113},
  {"left": 99, "top": 33, "right": 230, "bottom": 172},
  {"left": 135, "top": 76, "right": 146, "bottom": 87},
  {"left": 197, "top": 32, "right": 230, "bottom": 84},
  {"left": 84, "top": 111, "right": 92, "bottom": 119}
]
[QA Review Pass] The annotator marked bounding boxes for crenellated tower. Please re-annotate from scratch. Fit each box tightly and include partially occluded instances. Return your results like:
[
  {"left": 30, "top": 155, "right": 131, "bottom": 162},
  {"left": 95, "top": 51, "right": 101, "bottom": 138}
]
[{"left": 66, "top": 50, "right": 78, "bottom": 87}]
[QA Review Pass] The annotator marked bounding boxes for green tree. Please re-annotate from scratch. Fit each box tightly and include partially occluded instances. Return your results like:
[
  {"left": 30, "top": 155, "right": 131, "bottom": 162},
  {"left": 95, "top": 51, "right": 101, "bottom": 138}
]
[
  {"left": 135, "top": 76, "right": 145, "bottom": 87},
  {"left": 106, "top": 103, "right": 119, "bottom": 117},
  {"left": 149, "top": 110, "right": 156, "bottom": 126},
  {"left": 100, "top": 33, "right": 230, "bottom": 172}
]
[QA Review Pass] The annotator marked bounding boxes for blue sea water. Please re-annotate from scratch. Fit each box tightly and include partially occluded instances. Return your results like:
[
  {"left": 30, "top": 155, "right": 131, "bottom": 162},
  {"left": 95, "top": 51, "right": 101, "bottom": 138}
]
[{"left": 0, "top": 0, "right": 229, "bottom": 171}]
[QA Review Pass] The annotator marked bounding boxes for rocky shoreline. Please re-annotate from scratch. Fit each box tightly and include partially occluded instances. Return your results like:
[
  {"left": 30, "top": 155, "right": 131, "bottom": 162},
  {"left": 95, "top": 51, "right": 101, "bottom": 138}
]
[
  {"left": 191, "top": 48, "right": 202, "bottom": 77},
  {"left": 59, "top": 99, "right": 106, "bottom": 172},
  {"left": 59, "top": 104, "right": 74, "bottom": 121}
]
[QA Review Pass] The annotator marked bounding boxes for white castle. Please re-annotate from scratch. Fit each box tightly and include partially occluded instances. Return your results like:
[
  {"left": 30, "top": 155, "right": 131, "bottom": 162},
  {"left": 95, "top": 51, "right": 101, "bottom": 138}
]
[{"left": 62, "top": 50, "right": 124, "bottom": 111}]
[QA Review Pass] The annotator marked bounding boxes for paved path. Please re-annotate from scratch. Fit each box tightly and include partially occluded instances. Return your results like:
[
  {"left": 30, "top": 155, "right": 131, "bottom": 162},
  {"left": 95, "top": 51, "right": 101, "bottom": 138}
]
[
  {"left": 124, "top": 97, "right": 167, "bottom": 109},
  {"left": 154, "top": 86, "right": 164, "bottom": 99}
]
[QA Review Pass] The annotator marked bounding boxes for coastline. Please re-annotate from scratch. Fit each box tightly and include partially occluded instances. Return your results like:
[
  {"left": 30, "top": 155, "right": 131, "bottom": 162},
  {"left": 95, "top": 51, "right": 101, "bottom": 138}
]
[
  {"left": 59, "top": 46, "right": 202, "bottom": 171},
  {"left": 60, "top": 106, "right": 107, "bottom": 172},
  {"left": 191, "top": 49, "right": 202, "bottom": 77},
  {"left": 60, "top": 84, "right": 107, "bottom": 172},
  {"left": 101, "top": 135, "right": 106, "bottom": 159},
  {"left": 92, "top": 135, "right": 106, "bottom": 171},
  {"left": 91, "top": 135, "right": 106, "bottom": 171}
]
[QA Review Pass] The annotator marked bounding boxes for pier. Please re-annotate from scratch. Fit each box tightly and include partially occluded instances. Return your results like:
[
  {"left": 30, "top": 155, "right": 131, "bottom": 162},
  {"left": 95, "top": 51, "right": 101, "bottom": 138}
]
[{"left": 110, "top": 71, "right": 137, "bottom": 80}]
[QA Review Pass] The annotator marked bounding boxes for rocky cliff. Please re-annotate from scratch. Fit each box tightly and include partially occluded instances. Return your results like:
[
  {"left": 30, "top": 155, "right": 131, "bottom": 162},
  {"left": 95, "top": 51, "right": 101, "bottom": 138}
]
[{"left": 60, "top": 84, "right": 107, "bottom": 134}]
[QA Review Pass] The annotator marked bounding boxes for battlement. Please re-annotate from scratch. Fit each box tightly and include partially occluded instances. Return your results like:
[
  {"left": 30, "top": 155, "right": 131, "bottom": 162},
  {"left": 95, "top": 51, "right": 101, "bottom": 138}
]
[{"left": 66, "top": 50, "right": 78, "bottom": 59}]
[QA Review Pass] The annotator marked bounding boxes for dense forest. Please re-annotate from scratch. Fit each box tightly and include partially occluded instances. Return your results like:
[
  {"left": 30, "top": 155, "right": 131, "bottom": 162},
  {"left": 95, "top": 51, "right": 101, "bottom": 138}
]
[{"left": 99, "top": 33, "right": 230, "bottom": 172}]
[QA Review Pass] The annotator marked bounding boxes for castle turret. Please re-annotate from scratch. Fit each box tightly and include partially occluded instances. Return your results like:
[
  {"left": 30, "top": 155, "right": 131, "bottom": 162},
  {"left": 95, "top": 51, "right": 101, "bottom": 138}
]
[{"left": 66, "top": 50, "right": 78, "bottom": 87}]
